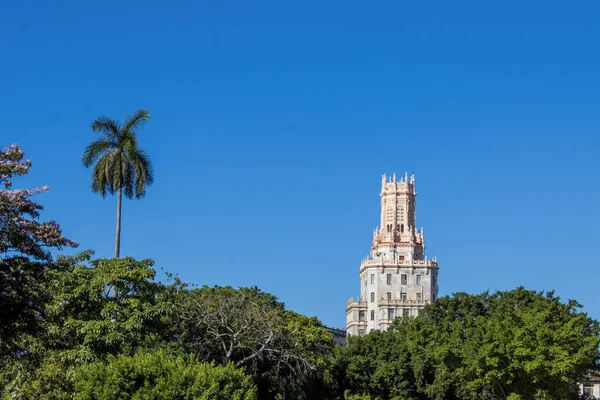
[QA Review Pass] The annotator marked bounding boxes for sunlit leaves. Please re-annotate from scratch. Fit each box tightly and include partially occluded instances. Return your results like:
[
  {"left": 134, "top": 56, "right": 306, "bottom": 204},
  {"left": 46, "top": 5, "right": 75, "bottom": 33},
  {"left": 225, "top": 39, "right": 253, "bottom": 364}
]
[{"left": 335, "top": 288, "right": 600, "bottom": 400}]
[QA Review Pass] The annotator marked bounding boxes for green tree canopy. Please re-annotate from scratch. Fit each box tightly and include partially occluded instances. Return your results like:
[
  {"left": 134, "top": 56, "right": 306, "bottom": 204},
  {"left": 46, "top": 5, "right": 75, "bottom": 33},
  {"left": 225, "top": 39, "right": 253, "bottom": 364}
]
[
  {"left": 335, "top": 288, "right": 600, "bottom": 400},
  {"left": 173, "top": 285, "right": 335, "bottom": 399},
  {"left": 44, "top": 255, "right": 175, "bottom": 362},
  {"left": 1, "top": 254, "right": 182, "bottom": 399},
  {"left": 73, "top": 349, "right": 257, "bottom": 400}
]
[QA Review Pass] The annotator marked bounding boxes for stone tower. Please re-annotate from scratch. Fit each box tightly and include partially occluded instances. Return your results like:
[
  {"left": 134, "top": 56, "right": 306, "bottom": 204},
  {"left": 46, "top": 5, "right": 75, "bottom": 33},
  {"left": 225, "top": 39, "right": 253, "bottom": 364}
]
[{"left": 346, "top": 173, "right": 439, "bottom": 336}]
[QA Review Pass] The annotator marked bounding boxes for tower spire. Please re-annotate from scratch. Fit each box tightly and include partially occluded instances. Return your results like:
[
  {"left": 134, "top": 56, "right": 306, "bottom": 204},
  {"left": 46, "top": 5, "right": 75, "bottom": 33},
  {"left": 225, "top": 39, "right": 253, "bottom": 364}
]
[{"left": 375, "top": 172, "right": 422, "bottom": 255}]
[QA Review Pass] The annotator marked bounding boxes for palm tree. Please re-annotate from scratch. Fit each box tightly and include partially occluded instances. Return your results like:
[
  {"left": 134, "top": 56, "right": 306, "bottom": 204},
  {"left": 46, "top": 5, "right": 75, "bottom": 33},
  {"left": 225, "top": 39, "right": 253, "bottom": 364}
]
[{"left": 82, "top": 109, "right": 154, "bottom": 258}]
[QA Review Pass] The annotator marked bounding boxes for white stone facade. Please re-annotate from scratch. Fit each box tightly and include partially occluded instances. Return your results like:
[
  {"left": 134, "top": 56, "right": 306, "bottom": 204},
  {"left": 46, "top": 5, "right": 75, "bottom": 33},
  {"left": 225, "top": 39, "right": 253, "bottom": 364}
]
[
  {"left": 581, "top": 375, "right": 600, "bottom": 399},
  {"left": 346, "top": 173, "right": 439, "bottom": 336}
]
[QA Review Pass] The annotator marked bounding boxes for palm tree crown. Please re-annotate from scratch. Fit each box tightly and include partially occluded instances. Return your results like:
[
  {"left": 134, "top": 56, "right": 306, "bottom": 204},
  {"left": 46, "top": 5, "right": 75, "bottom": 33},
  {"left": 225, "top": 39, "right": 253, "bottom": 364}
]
[
  {"left": 82, "top": 109, "right": 154, "bottom": 258},
  {"left": 82, "top": 109, "right": 154, "bottom": 199}
]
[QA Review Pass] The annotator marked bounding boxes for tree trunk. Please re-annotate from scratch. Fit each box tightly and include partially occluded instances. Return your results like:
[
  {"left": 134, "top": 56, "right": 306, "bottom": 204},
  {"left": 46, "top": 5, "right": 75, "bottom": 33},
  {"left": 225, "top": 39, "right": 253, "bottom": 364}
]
[{"left": 114, "top": 187, "right": 122, "bottom": 258}]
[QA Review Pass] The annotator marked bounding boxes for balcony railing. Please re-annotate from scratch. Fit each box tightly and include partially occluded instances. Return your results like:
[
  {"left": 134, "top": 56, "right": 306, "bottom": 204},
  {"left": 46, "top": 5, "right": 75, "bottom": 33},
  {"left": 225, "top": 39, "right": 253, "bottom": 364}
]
[
  {"left": 378, "top": 299, "right": 428, "bottom": 306},
  {"left": 359, "top": 255, "right": 439, "bottom": 272}
]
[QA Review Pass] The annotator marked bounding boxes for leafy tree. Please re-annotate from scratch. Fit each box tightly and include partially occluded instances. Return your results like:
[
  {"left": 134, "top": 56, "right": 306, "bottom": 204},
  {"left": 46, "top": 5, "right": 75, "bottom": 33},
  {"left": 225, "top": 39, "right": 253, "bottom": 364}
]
[
  {"left": 173, "top": 285, "right": 335, "bottom": 399},
  {"left": 44, "top": 255, "right": 175, "bottom": 360},
  {"left": 272, "top": 310, "right": 336, "bottom": 399},
  {"left": 2, "top": 255, "right": 180, "bottom": 399},
  {"left": 72, "top": 349, "right": 257, "bottom": 400},
  {"left": 0, "top": 144, "right": 77, "bottom": 356},
  {"left": 331, "top": 330, "right": 415, "bottom": 400},
  {"left": 1, "top": 350, "right": 73, "bottom": 400},
  {"left": 81, "top": 109, "right": 154, "bottom": 258},
  {"left": 335, "top": 288, "right": 600, "bottom": 400}
]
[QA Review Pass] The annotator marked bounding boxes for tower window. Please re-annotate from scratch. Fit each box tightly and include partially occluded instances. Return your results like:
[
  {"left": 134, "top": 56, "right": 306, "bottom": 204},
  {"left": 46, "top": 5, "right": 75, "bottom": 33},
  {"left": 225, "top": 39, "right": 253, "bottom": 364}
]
[
  {"left": 386, "top": 274, "right": 392, "bottom": 285},
  {"left": 370, "top": 274, "right": 375, "bottom": 285},
  {"left": 416, "top": 274, "right": 421, "bottom": 285},
  {"left": 359, "top": 311, "right": 365, "bottom": 321},
  {"left": 358, "top": 329, "right": 365, "bottom": 336},
  {"left": 370, "top": 292, "right": 375, "bottom": 303},
  {"left": 370, "top": 310, "right": 375, "bottom": 321},
  {"left": 401, "top": 274, "right": 407, "bottom": 285},
  {"left": 387, "top": 292, "right": 391, "bottom": 300},
  {"left": 388, "top": 309, "right": 394, "bottom": 320},
  {"left": 417, "top": 293, "right": 422, "bottom": 302},
  {"left": 400, "top": 224, "right": 404, "bottom": 233},
  {"left": 401, "top": 293, "right": 407, "bottom": 301},
  {"left": 403, "top": 309, "right": 410, "bottom": 317},
  {"left": 432, "top": 275, "right": 437, "bottom": 288}
]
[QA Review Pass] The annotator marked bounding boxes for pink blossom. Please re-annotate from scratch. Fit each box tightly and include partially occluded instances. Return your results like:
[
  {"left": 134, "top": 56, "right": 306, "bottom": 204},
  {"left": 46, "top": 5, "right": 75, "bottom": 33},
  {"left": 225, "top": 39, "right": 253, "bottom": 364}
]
[{"left": 1, "top": 143, "right": 77, "bottom": 261}]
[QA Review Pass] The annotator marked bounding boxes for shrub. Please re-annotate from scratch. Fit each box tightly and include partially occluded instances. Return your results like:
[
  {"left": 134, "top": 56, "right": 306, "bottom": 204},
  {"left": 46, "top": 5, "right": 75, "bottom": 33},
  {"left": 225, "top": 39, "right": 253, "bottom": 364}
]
[{"left": 73, "top": 349, "right": 257, "bottom": 400}]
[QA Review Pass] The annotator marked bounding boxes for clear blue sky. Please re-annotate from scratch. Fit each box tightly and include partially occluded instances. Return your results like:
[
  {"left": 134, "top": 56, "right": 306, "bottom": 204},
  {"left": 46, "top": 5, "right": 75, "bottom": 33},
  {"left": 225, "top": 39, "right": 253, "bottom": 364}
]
[{"left": 2, "top": 1, "right": 599, "bottom": 327}]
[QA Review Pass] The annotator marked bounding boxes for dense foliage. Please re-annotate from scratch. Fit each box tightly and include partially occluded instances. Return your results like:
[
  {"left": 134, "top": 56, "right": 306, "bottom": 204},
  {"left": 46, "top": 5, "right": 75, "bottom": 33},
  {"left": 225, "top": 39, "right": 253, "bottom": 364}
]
[
  {"left": 45, "top": 255, "right": 172, "bottom": 360},
  {"left": 1, "top": 254, "right": 336, "bottom": 399},
  {"left": 73, "top": 350, "right": 257, "bottom": 400},
  {"left": 333, "top": 289, "right": 600, "bottom": 400},
  {"left": 1, "top": 144, "right": 599, "bottom": 399},
  {"left": 173, "top": 286, "right": 334, "bottom": 399},
  {"left": 0, "top": 144, "right": 76, "bottom": 356}
]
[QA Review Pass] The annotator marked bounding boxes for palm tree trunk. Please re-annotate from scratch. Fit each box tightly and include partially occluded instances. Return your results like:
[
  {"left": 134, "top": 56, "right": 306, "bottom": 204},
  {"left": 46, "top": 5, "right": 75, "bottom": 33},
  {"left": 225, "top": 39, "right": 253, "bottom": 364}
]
[{"left": 114, "top": 187, "right": 122, "bottom": 258}]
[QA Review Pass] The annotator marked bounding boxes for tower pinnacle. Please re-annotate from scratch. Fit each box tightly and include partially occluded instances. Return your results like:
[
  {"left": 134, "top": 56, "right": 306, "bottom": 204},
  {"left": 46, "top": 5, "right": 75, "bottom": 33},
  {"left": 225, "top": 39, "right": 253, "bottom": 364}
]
[{"left": 373, "top": 173, "right": 423, "bottom": 259}]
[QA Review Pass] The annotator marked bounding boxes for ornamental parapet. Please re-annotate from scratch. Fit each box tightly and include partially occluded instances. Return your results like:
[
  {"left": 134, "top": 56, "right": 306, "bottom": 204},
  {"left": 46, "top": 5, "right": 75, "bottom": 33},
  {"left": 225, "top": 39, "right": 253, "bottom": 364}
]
[
  {"left": 359, "top": 257, "right": 438, "bottom": 273},
  {"left": 377, "top": 299, "right": 429, "bottom": 307}
]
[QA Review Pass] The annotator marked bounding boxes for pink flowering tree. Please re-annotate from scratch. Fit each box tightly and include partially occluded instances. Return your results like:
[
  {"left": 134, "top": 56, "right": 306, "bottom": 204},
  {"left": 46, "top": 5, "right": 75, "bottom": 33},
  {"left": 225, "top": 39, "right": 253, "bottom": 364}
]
[{"left": 0, "top": 144, "right": 77, "bottom": 355}]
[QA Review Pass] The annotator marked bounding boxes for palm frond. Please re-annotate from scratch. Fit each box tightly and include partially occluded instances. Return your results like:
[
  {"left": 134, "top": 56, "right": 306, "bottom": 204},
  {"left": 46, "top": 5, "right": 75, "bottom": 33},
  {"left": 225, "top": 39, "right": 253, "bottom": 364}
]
[
  {"left": 82, "top": 138, "right": 114, "bottom": 168},
  {"left": 131, "top": 149, "right": 154, "bottom": 199},
  {"left": 91, "top": 156, "right": 110, "bottom": 198},
  {"left": 91, "top": 150, "right": 125, "bottom": 197},
  {"left": 121, "top": 131, "right": 139, "bottom": 157},
  {"left": 111, "top": 150, "right": 124, "bottom": 193},
  {"left": 123, "top": 161, "right": 135, "bottom": 199},
  {"left": 91, "top": 117, "right": 121, "bottom": 141},
  {"left": 123, "top": 109, "right": 150, "bottom": 134},
  {"left": 85, "top": 110, "right": 153, "bottom": 201}
]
